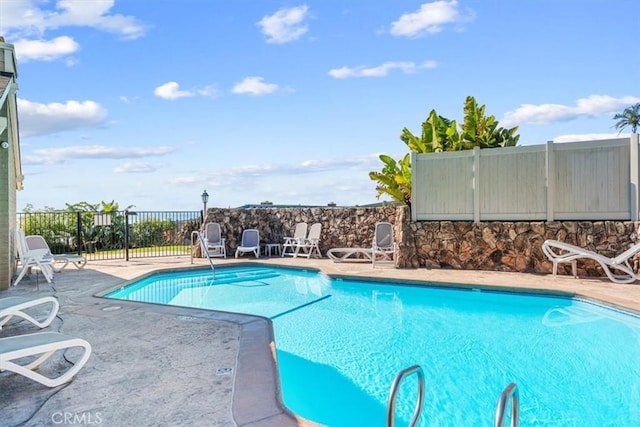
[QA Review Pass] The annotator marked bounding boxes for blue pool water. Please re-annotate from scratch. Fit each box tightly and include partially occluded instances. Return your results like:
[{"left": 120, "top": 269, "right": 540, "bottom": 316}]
[{"left": 105, "top": 266, "right": 640, "bottom": 426}]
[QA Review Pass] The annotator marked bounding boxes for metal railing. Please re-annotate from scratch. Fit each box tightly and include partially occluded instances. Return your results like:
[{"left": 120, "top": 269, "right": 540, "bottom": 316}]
[
  {"left": 17, "top": 210, "right": 201, "bottom": 261},
  {"left": 387, "top": 365, "right": 425, "bottom": 427},
  {"left": 494, "top": 382, "right": 519, "bottom": 427},
  {"left": 191, "top": 230, "right": 216, "bottom": 278}
]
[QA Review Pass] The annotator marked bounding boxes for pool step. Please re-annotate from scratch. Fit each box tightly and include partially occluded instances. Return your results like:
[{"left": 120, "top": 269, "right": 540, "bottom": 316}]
[{"left": 209, "top": 271, "right": 280, "bottom": 286}]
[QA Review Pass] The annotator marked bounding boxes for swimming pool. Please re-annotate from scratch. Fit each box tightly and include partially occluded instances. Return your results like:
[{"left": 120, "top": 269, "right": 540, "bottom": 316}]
[{"left": 104, "top": 265, "right": 640, "bottom": 426}]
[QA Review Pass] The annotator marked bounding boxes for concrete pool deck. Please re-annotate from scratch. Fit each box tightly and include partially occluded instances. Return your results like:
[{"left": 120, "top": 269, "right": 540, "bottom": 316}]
[{"left": 2, "top": 255, "right": 640, "bottom": 426}]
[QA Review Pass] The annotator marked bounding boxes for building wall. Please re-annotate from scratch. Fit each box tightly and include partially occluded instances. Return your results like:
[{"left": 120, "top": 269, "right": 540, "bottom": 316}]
[
  {"left": 0, "top": 133, "right": 11, "bottom": 289},
  {"left": 0, "top": 41, "right": 20, "bottom": 290}
]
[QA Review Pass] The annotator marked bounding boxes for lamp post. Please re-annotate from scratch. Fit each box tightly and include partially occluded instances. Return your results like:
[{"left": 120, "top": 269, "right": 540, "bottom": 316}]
[{"left": 201, "top": 190, "right": 209, "bottom": 224}]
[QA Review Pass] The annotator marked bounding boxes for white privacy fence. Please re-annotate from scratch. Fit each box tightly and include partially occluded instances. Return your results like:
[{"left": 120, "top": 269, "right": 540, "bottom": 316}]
[{"left": 411, "top": 135, "right": 640, "bottom": 222}]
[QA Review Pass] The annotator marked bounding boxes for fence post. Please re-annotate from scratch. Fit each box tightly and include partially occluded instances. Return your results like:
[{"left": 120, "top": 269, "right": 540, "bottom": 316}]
[
  {"left": 630, "top": 134, "right": 640, "bottom": 221},
  {"left": 411, "top": 152, "right": 417, "bottom": 222},
  {"left": 76, "top": 211, "right": 82, "bottom": 255},
  {"left": 546, "top": 141, "right": 555, "bottom": 222},
  {"left": 124, "top": 210, "right": 130, "bottom": 261},
  {"left": 473, "top": 146, "right": 480, "bottom": 223}
]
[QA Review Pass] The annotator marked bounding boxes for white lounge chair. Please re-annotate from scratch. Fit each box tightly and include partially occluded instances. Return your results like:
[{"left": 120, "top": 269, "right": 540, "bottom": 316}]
[
  {"left": 0, "top": 296, "right": 59, "bottom": 330},
  {"left": 327, "top": 247, "right": 373, "bottom": 262},
  {"left": 235, "top": 229, "right": 260, "bottom": 258},
  {"left": 372, "top": 222, "right": 396, "bottom": 267},
  {"left": 541, "top": 239, "right": 640, "bottom": 284},
  {"left": 0, "top": 331, "right": 92, "bottom": 387},
  {"left": 25, "top": 235, "right": 87, "bottom": 272},
  {"left": 327, "top": 222, "right": 395, "bottom": 267},
  {"left": 281, "top": 223, "right": 308, "bottom": 257},
  {"left": 14, "top": 229, "right": 54, "bottom": 286},
  {"left": 202, "top": 222, "right": 227, "bottom": 258}
]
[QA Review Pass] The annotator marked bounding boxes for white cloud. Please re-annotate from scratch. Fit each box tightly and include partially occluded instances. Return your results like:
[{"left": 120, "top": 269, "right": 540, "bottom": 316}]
[
  {"left": 232, "top": 77, "right": 280, "bottom": 96},
  {"left": 13, "top": 36, "right": 79, "bottom": 62},
  {"left": 257, "top": 5, "right": 309, "bottom": 44},
  {"left": 154, "top": 82, "right": 195, "bottom": 100},
  {"left": 171, "top": 153, "right": 382, "bottom": 185},
  {"left": 113, "top": 162, "right": 166, "bottom": 173},
  {"left": 153, "top": 82, "right": 216, "bottom": 100},
  {"left": 119, "top": 95, "right": 140, "bottom": 104},
  {"left": 390, "top": 0, "right": 474, "bottom": 37},
  {"left": 196, "top": 85, "right": 219, "bottom": 98},
  {"left": 329, "top": 61, "right": 436, "bottom": 79},
  {"left": 502, "top": 95, "right": 640, "bottom": 126},
  {"left": 2, "top": 0, "right": 147, "bottom": 40},
  {"left": 24, "top": 145, "right": 174, "bottom": 165},
  {"left": 18, "top": 98, "right": 108, "bottom": 137}
]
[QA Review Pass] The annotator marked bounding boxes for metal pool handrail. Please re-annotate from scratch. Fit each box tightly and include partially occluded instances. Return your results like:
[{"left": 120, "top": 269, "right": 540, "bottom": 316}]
[
  {"left": 494, "top": 382, "right": 519, "bottom": 427},
  {"left": 190, "top": 230, "right": 216, "bottom": 279},
  {"left": 387, "top": 364, "right": 425, "bottom": 427}
]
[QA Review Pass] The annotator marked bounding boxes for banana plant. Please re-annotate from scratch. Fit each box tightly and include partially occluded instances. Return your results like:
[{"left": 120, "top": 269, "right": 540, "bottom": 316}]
[
  {"left": 370, "top": 96, "right": 520, "bottom": 205},
  {"left": 368, "top": 154, "right": 412, "bottom": 206}
]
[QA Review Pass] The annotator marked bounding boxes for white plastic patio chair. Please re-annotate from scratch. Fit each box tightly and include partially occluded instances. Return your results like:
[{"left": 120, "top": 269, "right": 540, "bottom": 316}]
[
  {"left": 541, "top": 239, "right": 640, "bottom": 284},
  {"left": 0, "top": 296, "right": 59, "bottom": 330},
  {"left": 235, "top": 229, "right": 260, "bottom": 258},
  {"left": 282, "top": 223, "right": 308, "bottom": 257},
  {"left": 202, "top": 222, "right": 227, "bottom": 258},
  {"left": 293, "top": 223, "right": 322, "bottom": 259}
]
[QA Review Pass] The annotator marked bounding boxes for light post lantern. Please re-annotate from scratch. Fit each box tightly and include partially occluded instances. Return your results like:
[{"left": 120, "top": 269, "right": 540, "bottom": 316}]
[{"left": 201, "top": 190, "right": 209, "bottom": 223}]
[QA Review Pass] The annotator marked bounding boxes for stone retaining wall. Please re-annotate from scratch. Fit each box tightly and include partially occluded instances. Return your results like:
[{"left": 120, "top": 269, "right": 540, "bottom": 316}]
[
  {"left": 203, "top": 206, "right": 398, "bottom": 255},
  {"left": 203, "top": 206, "right": 640, "bottom": 278}
]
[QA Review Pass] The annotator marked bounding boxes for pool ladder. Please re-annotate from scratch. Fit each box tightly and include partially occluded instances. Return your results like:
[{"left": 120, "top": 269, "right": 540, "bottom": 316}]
[
  {"left": 387, "top": 365, "right": 425, "bottom": 427},
  {"left": 494, "top": 382, "right": 519, "bottom": 427},
  {"left": 190, "top": 230, "right": 216, "bottom": 279},
  {"left": 386, "top": 365, "right": 519, "bottom": 427}
]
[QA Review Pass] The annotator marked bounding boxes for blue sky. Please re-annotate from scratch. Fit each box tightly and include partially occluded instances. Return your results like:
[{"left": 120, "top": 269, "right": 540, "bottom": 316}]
[{"left": 1, "top": 0, "right": 639, "bottom": 211}]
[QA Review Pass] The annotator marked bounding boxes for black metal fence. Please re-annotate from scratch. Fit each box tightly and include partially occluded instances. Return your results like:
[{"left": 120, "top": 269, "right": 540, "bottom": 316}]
[{"left": 17, "top": 210, "right": 202, "bottom": 261}]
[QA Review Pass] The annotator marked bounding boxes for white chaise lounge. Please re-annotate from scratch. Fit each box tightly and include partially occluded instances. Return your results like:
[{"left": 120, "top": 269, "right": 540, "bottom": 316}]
[
  {"left": 541, "top": 239, "right": 640, "bottom": 284},
  {"left": 14, "top": 229, "right": 54, "bottom": 286},
  {"left": 327, "top": 222, "right": 396, "bottom": 267},
  {"left": 0, "top": 331, "right": 92, "bottom": 387},
  {"left": 327, "top": 247, "right": 373, "bottom": 262},
  {"left": 0, "top": 296, "right": 59, "bottom": 330},
  {"left": 372, "top": 222, "right": 396, "bottom": 267},
  {"left": 26, "top": 235, "right": 87, "bottom": 272}
]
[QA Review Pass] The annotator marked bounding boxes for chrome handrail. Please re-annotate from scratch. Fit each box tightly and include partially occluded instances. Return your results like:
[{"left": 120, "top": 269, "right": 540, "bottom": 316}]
[
  {"left": 191, "top": 230, "right": 215, "bottom": 278},
  {"left": 387, "top": 365, "right": 425, "bottom": 427},
  {"left": 494, "top": 382, "right": 519, "bottom": 427}
]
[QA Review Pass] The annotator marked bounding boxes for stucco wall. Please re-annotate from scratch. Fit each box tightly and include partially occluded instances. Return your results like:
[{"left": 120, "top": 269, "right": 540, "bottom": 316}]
[{"left": 204, "top": 206, "right": 640, "bottom": 279}]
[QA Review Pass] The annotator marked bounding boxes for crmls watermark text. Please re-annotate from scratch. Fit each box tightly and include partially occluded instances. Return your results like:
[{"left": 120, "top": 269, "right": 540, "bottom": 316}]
[{"left": 51, "top": 411, "right": 103, "bottom": 425}]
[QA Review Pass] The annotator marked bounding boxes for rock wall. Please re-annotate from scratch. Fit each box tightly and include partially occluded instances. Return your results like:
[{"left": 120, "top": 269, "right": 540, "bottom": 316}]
[
  {"left": 203, "top": 206, "right": 640, "bottom": 278},
  {"left": 203, "top": 206, "right": 398, "bottom": 255}
]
